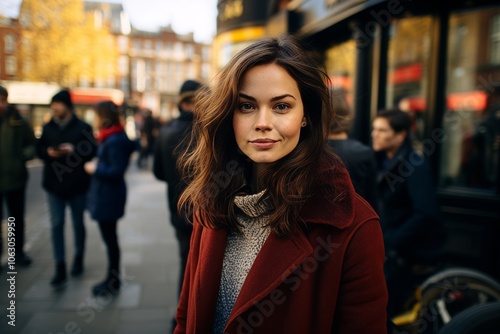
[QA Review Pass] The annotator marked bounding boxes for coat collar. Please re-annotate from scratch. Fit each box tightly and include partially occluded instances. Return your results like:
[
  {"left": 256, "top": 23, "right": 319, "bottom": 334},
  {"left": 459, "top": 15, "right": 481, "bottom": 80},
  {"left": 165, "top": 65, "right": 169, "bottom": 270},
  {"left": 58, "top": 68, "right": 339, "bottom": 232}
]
[{"left": 298, "top": 163, "right": 357, "bottom": 230}]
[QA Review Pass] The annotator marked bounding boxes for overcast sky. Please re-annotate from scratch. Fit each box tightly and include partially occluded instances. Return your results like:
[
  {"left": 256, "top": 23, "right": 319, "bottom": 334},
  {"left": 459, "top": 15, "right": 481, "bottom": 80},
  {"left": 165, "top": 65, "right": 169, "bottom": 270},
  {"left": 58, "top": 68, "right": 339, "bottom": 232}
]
[
  {"left": 115, "top": 0, "right": 217, "bottom": 42},
  {"left": 0, "top": 0, "right": 218, "bottom": 43}
]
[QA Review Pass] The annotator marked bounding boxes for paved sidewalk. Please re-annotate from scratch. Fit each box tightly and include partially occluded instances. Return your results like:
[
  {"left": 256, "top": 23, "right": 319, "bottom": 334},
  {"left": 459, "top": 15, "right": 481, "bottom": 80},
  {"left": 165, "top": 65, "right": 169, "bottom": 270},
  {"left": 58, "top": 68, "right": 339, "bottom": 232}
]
[{"left": 0, "top": 161, "right": 179, "bottom": 334}]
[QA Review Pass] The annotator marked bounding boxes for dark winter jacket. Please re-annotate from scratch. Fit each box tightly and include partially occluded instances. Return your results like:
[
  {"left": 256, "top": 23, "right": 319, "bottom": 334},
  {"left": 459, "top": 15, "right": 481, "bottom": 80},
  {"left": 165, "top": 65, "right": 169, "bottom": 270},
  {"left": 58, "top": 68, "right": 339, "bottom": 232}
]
[
  {"left": 87, "top": 131, "right": 135, "bottom": 222},
  {"left": 153, "top": 110, "right": 193, "bottom": 229},
  {"left": 37, "top": 114, "right": 97, "bottom": 197},
  {"left": 375, "top": 140, "right": 445, "bottom": 263},
  {"left": 0, "top": 106, "right": 36, "bottom": 192},
  {"left": 327, "top": 138, "right": 378, "bottom": 211}
]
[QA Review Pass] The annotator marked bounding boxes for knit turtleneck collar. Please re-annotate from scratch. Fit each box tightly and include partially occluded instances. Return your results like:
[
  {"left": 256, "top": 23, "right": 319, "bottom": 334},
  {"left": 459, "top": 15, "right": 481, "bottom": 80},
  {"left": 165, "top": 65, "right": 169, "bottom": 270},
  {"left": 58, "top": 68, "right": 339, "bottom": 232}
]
[{"left": 233, "top": 189, "right": 271, "bottom": 218}]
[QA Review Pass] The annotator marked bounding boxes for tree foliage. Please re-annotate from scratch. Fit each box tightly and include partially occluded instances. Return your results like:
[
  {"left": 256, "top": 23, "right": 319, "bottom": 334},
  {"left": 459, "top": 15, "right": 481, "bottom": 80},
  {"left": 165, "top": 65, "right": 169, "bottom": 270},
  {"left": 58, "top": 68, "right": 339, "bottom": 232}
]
[{"left": 19, "top": 0, "right": 117, "bottom": 86}]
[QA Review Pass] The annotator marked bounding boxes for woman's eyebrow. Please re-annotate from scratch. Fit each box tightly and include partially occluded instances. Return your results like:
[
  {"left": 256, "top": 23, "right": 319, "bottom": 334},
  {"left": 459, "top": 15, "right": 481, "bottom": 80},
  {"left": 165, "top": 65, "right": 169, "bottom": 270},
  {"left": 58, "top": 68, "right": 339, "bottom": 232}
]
[
  {"left": 238, "top": 93, "right": 296, "bottom": 101},
  {"left": 238, "top": 93, "right": 256, "bottom": 101},
  {"left": 271, "top": 94, "right": 296, "bottom": 101}
]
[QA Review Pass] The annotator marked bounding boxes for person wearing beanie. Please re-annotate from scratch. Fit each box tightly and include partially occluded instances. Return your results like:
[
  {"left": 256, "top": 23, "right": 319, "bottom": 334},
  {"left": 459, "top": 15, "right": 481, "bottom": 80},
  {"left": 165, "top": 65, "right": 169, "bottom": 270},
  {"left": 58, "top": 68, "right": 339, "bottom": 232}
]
[
  {"left": 50, "top": 89, "right": 74, "bottom": 110},
  {"left": 136, "top": 108, "right": 160, "bottom": 169},
  {"left": 36, "top": 89, "right": 98, "bottom": 287},
  {"left": 153, "top": 79, "right": 203, "bottom": 333},
  {"left": 0, "top": 85, "right": 36, "bottom": 268}
]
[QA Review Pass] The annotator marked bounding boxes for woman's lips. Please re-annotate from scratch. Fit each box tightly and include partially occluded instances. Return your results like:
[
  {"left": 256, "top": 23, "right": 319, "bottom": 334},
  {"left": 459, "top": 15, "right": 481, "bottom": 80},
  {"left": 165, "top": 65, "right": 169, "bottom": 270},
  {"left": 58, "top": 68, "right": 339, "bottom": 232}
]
[{"left": 250, "top": 139, "right": 278, "bottom": 149}]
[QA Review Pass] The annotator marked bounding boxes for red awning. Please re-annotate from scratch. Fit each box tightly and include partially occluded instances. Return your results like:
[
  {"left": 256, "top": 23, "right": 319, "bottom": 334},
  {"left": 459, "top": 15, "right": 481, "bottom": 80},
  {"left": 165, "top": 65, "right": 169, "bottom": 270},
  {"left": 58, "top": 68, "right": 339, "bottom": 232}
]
[
  {"left": 447, "top": 90, "right": 487, "bottom": 112},
  {"left": 398, "top": 96, "right": 427, "bottom": 112},
  {"left": 398, "top": 90, "right": 488, "bottom": 113},
  {"left": 70, "top": 87, "right": 124, "bottom": 106},
  {"left": 389, "top": 63, "right": 423, "bottom": 85}
]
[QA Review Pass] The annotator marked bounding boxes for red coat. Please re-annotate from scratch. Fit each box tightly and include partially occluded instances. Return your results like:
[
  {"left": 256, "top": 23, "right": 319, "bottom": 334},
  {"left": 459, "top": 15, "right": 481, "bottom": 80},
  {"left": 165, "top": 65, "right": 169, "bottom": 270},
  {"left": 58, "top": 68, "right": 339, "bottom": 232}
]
[{"left": 175, "top": 165, "right": 388, "bottom": 334}]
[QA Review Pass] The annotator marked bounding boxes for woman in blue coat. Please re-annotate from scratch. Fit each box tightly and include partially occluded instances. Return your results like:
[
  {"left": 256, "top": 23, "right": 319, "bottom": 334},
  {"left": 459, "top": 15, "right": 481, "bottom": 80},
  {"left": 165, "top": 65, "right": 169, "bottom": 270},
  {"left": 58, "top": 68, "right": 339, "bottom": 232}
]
[{"left": 84, "top": 100, "right": 135, "bottom": 296}]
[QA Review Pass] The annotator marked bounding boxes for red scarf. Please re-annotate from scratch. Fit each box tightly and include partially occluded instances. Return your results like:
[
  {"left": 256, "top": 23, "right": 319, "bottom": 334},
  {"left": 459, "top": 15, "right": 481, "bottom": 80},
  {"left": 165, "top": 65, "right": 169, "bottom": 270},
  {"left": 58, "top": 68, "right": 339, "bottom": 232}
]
[{"left": 98, "top": 124, "right": 124, "bottom": 143}]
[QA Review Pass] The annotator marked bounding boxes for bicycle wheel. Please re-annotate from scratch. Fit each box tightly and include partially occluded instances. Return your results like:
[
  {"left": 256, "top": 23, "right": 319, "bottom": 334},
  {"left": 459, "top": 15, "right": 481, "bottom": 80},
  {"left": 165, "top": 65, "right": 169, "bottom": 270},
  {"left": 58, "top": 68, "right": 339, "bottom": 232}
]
[
  {"left": 415, "top": 267, "right": 500, "bottom": 334},
  {"left": 438, "top": 301, "right": 500, "bottom": 334}
]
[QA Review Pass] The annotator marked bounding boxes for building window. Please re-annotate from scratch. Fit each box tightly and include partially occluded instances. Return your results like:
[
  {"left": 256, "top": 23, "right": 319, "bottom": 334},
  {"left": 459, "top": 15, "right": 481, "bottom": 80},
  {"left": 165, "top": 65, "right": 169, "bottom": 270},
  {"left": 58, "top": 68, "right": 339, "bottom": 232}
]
[
  {"left": 491, "top": 14, "right": 500, "bottom": 64},
  {"left": 118, "top": 36, "right": 128, "bottom": 53},
  {"left": 174, "top": 42, "right": 183, "bottom": 57},
  {"left": 202, "top": 46, "right": 210, "bottom": 61},
  {"left": 441, "top": 7, "right": 500, "bottom": 191},
  {"left": 94, "top": 9, "right": 103, "bottom": 30},
  {"left": 6, "top": 55, "right": 17, "bottom": 75},
  {"left": 386, "top": 16, "right": 433, "bottom": 142},
  {"left": 185, "top": 44, "right": 194, "bottom": 58},
  {"left": 133, "top": 39, "right": 141, "bottom": 50},
  {"left": 325, "top": 40, "right": 357, "bottom": 116},
  {"left": 4, "top": 34, "right": 15, "bottom": 53},
  {"left": 156, "top": 41, "right": 163, "bottom": 52},
  {"left": 144, "top": 40, "right": 152, "bottom": 50},
  {"left": 202, "top": 63, "right": 210, "bottom": 81},
  {"left": 118, "top": 56, "right": 129, "bottom": 75},
  {"left": 134, "top": 59, "right": 146, "bottom": 92}
]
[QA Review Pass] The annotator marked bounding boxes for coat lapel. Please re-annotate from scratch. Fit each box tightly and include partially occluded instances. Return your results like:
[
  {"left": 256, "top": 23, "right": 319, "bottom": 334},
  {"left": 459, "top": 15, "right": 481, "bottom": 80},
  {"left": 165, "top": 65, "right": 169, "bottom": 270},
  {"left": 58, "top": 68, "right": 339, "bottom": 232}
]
[
  {"left": 225, "top": 228, "right": 313, "bottom": 327},
  {"left": 195, "top": 227, "right": 227, "bottom": 329}
]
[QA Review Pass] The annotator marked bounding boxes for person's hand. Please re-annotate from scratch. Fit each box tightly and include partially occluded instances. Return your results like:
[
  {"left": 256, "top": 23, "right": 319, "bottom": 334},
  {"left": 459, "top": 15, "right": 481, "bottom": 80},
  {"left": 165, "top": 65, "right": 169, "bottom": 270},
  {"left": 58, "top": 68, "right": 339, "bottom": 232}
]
[
  {"left": 84, "top": 160, "right": 97, "bottom": 175},
  {"left": 47, "top": 147, "right": 62, "bottom": 158},
  {"left": 58, "top": 143, "right": 75, "bottom": 154}
]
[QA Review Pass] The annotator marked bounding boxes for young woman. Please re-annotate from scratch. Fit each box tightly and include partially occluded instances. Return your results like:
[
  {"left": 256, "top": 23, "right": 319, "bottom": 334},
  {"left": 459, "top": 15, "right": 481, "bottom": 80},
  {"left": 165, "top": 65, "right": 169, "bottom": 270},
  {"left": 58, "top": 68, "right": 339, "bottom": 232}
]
[
  {"left": 84, "top": 100, "right": 135, "bottom": 296},
  {"left": 174, "top": 35, "right": 388, "bottom": 333}
]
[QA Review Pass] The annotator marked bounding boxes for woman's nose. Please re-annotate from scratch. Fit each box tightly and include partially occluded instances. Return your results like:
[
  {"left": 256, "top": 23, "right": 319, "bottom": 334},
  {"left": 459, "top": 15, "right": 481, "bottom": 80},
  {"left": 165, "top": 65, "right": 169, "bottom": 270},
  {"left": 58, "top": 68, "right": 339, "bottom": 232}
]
[{"left": 255, "top": 109, "right": 272, "bottom": 131}]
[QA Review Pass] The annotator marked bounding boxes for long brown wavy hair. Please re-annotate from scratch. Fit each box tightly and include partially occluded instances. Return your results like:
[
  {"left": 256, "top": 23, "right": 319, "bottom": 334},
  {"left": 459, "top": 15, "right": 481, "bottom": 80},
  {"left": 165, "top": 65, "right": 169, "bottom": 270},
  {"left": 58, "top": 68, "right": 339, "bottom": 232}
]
[{"left": 178, "top": 35, "right": 338, "bottom": 238}]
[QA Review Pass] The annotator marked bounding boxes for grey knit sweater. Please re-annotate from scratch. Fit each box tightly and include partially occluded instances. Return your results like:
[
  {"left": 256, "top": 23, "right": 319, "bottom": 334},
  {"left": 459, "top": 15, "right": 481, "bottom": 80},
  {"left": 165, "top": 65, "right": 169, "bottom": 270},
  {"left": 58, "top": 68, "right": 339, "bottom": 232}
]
[{"left": 212, "top": 190, "right": 271, "bottom": 333}]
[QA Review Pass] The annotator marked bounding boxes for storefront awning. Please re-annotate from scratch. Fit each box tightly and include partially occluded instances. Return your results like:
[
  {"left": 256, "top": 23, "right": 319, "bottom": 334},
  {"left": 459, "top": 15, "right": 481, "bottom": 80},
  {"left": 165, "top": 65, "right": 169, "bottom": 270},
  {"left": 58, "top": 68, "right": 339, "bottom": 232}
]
[
  {"left": 399, "top": 90, "right": 488, "bottom": 113},
  {"left": 70, "top": 87, "right": 125, "bottom": 106}
]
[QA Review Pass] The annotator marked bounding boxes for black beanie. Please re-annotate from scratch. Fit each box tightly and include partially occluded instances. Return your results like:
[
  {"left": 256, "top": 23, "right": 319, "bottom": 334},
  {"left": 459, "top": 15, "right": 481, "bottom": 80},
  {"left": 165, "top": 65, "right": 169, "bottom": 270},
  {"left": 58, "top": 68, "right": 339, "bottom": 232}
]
[
  {"left": 51, "top": 89, "right": 73, "bottom": 110},
  {"left": 178, "top": 80, "right": 202, "bottom": 104}
]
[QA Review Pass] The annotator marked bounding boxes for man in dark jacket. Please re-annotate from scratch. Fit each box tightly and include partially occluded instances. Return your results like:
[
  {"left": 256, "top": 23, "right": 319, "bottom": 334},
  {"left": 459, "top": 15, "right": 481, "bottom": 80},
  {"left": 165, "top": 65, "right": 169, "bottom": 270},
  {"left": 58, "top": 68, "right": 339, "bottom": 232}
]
[
  {"left": 37, "top": 89, "right": 97, "bottom": 287},
  {"left": 0, "top": 85, "right": 36, "bottom": 268},
  {"left": 153, "top": 79, "right": 202, "bottom": 332},
  {"left": 327, "top": 88, "right": 378, "bottom": 210},
  {"left": 372, "top": 108, "right": 445, "bottom": 316}
]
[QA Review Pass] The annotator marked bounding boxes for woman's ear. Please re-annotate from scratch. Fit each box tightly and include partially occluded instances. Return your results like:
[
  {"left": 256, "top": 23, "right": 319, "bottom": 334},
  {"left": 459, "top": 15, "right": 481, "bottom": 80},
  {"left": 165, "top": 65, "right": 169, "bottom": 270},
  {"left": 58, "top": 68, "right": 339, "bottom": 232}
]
[{"left": 301, "top": 117, "right": 307, "bottom": 127}]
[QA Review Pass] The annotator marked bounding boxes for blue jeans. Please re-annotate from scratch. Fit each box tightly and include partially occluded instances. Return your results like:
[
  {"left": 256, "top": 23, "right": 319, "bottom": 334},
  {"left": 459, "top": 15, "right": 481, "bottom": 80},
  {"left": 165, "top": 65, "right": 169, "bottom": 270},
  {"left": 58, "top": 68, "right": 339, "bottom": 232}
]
[{"left": 47, "top": 193, "right": 86, "bottom": 263}]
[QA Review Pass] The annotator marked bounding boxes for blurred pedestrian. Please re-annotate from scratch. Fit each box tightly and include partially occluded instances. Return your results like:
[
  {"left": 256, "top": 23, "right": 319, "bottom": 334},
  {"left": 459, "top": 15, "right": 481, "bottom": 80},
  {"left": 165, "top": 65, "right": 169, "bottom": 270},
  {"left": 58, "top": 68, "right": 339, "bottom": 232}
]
[
  {"left": 0, "top": 85, "right": 36, "bottom": 268},
  {"left": 37, "top": 89, "right": 97, "bottom": 287},
  {"left": 174, "top": 35, "right": 387, "bottom": 333},
  {"left": 137, "top": 108, "right": 160, "bottom": 168},
  {"left": 371, "top": 108, "right": 445, "bottom": 316},
  {"left": 85, "top": 100, "right": 135, "bottom": 296},
  {"left": 327, "top": 87, "right": 378, "bottom": 210},
  {"left": 153, "top": 79, "right": 203, "bottom": 332}
]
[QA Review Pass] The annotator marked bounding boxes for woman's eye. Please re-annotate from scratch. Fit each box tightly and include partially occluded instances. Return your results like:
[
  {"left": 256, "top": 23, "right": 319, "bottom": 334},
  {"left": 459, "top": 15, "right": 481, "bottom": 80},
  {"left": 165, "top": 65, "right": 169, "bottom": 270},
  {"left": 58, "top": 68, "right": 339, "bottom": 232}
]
[
  {"left": 239, "top": 103, "right": 254, "bottom": 111},
  {"left": 274, "top": 103, "right": 290, "bottom": 111}
]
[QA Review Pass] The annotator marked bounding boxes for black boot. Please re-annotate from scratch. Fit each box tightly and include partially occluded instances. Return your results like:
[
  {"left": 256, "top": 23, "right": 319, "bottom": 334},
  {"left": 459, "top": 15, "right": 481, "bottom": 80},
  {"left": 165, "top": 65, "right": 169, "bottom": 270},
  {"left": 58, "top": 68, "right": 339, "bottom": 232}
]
[
  {"left": 70, "top": 255, "right": 84, "bottom": 276},
  {"left": 50, "top": 262, "right": 67, "bottom": 287},
  {"left": 92, "top": 274, "right": 121, "bottom": 296}
]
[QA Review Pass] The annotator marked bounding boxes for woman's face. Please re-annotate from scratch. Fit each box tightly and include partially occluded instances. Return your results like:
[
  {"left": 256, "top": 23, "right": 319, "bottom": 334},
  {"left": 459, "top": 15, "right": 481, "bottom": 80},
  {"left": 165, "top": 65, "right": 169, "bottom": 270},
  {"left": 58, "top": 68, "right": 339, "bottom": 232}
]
[{"left": 233, "top": 63, "right": 306, "bottom": 167}]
